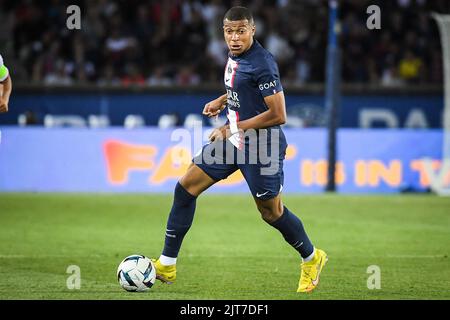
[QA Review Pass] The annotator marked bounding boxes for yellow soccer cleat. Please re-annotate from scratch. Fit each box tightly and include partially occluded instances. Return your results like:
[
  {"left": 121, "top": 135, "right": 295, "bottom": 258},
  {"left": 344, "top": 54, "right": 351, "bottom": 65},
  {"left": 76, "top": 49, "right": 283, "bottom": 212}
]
[
  {"left": 152, "top": 259, "right": 176, "bottom": 284},
  {"left": 297, "top": 248, "right": 328, "bottom": 293}
]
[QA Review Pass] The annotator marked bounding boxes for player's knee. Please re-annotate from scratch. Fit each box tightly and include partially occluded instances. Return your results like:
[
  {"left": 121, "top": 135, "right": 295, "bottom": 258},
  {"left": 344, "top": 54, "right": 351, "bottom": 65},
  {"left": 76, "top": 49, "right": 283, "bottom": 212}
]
[
  {"left": 173, "top": 182, "right": 197, "bottom": 207},
  {"left": 178, "top": 164, "right": 215, "bottom": 197},
  {"left": 256, "top": 196, "right": 283, "bottom": 223},
  {"left": 178, "top": 178, "right": 195, "bottom": 196},
  {"left": 178, "top": 173, "right": 201, "bottom": 197},
  {"left": 257, "top": 204, "right": 281, "bottom": 223}
]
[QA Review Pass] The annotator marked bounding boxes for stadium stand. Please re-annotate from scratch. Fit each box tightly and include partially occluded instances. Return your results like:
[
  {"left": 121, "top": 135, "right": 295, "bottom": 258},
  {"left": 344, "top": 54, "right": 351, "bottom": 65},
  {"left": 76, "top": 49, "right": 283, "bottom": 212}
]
[{"left": 0, "top": 0, "right": 448, "bottom": 87}]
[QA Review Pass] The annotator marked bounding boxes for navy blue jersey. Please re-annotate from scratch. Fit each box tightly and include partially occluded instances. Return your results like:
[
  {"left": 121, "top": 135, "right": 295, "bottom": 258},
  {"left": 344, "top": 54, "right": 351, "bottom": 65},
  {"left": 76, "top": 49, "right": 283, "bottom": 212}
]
[
  {"left": 224, "top": 40, "right": 287, "bottom": 151},
  {"left": 193, "top": 41, "right": 288, "bottom": 198}
]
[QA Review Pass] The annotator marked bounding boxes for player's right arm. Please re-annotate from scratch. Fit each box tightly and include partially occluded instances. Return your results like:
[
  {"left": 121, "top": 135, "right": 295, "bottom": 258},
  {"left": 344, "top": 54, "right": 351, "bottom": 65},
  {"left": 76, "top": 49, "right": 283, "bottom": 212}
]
[
  {"left": 202, "top": 93, "right": 227, "bottom": 117},
  {"left": 0, "top": 54, "right": 11, "bottom": 113}
]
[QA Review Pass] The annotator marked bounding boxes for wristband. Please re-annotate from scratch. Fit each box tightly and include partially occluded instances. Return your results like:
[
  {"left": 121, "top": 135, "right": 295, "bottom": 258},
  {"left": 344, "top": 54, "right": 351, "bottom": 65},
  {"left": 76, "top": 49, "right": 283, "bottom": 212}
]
[
  {"left": 0, "top": 65, "right": 9, "bottom": 82},
  {"left": 227, "top": 110, "right": 239, "bottom": 134}
]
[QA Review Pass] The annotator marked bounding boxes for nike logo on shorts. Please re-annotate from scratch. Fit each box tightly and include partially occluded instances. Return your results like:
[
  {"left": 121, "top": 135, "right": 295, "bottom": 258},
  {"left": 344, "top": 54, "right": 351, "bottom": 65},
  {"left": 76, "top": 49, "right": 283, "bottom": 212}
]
[{"left": 256, "top": 191, "right": 269, "bottom": 198}]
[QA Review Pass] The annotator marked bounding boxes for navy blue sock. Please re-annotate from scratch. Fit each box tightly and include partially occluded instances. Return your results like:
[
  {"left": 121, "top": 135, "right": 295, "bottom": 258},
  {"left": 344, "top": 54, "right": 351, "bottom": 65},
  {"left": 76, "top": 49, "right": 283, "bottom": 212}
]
[
  {"left": 270, "top": 206, "right": 314, "bottom": 258},
  {"left": 162, "top": 182, "right": 197, "bottom": 258}
]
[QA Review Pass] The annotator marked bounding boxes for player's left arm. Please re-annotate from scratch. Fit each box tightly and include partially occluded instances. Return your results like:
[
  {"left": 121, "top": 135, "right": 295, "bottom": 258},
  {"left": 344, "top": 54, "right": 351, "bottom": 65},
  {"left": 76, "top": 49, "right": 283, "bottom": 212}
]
[
  {"left": 237, "top": 91, "right": 286, "bottom": 130},
  {"left": 209, "top": 90, "right": 286, "bottom": 141}
]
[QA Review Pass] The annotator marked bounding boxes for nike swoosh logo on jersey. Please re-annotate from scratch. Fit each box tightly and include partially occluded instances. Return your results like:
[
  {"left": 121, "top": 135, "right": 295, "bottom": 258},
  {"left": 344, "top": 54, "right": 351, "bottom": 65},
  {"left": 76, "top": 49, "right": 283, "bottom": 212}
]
[{"left": 256, "top": 191, "right": 269, "bottom": 198}]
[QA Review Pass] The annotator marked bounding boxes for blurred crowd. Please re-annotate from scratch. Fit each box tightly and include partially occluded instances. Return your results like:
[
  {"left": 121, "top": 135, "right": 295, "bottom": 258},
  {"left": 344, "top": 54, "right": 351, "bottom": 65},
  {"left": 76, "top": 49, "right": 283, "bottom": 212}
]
[{"left": 0, "top": 0, "right": 449, "bottom": 87}]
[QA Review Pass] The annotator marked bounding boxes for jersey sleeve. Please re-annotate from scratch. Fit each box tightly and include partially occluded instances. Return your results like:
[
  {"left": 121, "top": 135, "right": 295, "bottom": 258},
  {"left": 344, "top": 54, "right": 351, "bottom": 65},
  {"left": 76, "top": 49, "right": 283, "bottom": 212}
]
[
  {"left": 0, "top": 55, "right": 9, "bottom": 82},
  {"left": 253, "top": 54, "right": 283, "bottom": 98}
]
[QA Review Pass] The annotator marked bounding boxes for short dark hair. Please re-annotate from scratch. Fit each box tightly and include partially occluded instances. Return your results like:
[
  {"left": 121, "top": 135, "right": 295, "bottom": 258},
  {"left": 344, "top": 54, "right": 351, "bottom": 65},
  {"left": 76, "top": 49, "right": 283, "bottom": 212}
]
[{"left": 223, "top": 6, "right": 254, "bottom": 24}]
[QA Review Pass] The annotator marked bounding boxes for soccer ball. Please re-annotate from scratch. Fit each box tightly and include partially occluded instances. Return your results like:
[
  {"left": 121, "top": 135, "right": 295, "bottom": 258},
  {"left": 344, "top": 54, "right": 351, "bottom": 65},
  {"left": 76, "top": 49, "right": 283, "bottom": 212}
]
[{"left": 117, "top": 254, "right": 156, "bottom": 292}]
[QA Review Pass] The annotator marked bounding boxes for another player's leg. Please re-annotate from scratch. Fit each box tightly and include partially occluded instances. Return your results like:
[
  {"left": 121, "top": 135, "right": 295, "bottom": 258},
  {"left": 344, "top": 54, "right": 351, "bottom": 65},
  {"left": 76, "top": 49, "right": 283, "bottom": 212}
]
[
  {"left": 154, "top": 163, "right": 216, "bottom": 284},
  {"left": 254, "top": 195, "right": 328, "bottom": 292}
]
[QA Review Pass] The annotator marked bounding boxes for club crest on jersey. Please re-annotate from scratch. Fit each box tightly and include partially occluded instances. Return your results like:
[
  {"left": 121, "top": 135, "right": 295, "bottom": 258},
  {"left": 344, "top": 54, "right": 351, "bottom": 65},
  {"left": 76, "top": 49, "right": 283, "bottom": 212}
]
[
  {"left": 224, "top": 58, "right": 238, "bottom": 88},
  {"left": 259, "top": 80, "right": 277, "bottom": 91}
]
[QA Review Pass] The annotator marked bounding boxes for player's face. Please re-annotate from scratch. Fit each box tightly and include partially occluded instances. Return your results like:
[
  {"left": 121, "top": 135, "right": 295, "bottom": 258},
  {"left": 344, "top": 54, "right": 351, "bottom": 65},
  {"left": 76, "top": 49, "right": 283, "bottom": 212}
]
[{"left": 223, "top": 19, "right": 255, "bottom": 56}]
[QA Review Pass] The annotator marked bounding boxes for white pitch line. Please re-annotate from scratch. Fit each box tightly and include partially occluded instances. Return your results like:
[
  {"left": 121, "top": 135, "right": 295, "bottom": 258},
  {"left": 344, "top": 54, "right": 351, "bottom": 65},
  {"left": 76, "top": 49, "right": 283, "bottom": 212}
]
[
  {"left": 386, "top": 255, "right": 448, "bottom": 259},
  {"left": 0, "top": 255, "right": 26, "bottom": 258},
  {"left": 0, "top": 254, "right": 102, "bottom": 258}
]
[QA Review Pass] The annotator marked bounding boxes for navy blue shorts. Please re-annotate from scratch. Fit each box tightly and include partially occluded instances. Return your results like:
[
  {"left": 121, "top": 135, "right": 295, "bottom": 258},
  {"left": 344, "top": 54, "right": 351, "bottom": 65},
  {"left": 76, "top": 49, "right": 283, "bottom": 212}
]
[{"left": 193, "top": 139, "right": 286, "bottom": 200}]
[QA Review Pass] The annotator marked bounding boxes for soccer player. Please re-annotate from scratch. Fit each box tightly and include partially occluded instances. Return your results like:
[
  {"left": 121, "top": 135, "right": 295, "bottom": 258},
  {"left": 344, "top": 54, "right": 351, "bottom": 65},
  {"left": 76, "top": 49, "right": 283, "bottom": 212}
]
[
  {"left": 153, "top": 6, "right": 328, "bottom": 293},
  {"left": 0, "top": 54, "right": 12, "bottom": 113}
]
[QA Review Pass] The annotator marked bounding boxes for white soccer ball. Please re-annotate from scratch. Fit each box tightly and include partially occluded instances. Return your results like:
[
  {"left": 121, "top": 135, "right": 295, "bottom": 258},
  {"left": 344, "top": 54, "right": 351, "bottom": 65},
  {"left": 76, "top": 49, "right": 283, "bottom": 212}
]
[{"left": 117, "top": 254, "right": 156, "bottom": 292}]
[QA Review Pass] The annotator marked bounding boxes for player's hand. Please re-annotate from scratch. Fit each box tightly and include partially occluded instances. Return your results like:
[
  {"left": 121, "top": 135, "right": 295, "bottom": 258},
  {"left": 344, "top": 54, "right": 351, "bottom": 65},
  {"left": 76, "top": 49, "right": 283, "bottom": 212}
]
[
  {"left": 208, "top": 125, "right": 230, "bottom": 142},
  {"left": 203, "top": 98, "right": 226, "bottom": 118},
  {"left": 0, "top": 97, "right": 8, "bottom": 113}
]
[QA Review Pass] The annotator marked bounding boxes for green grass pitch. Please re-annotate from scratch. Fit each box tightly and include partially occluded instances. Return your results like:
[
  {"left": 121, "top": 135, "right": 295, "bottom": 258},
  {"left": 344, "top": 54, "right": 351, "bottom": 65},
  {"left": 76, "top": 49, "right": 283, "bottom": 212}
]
[{"left": 0, "top": 193, "right": 449, "bottom": 300}]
